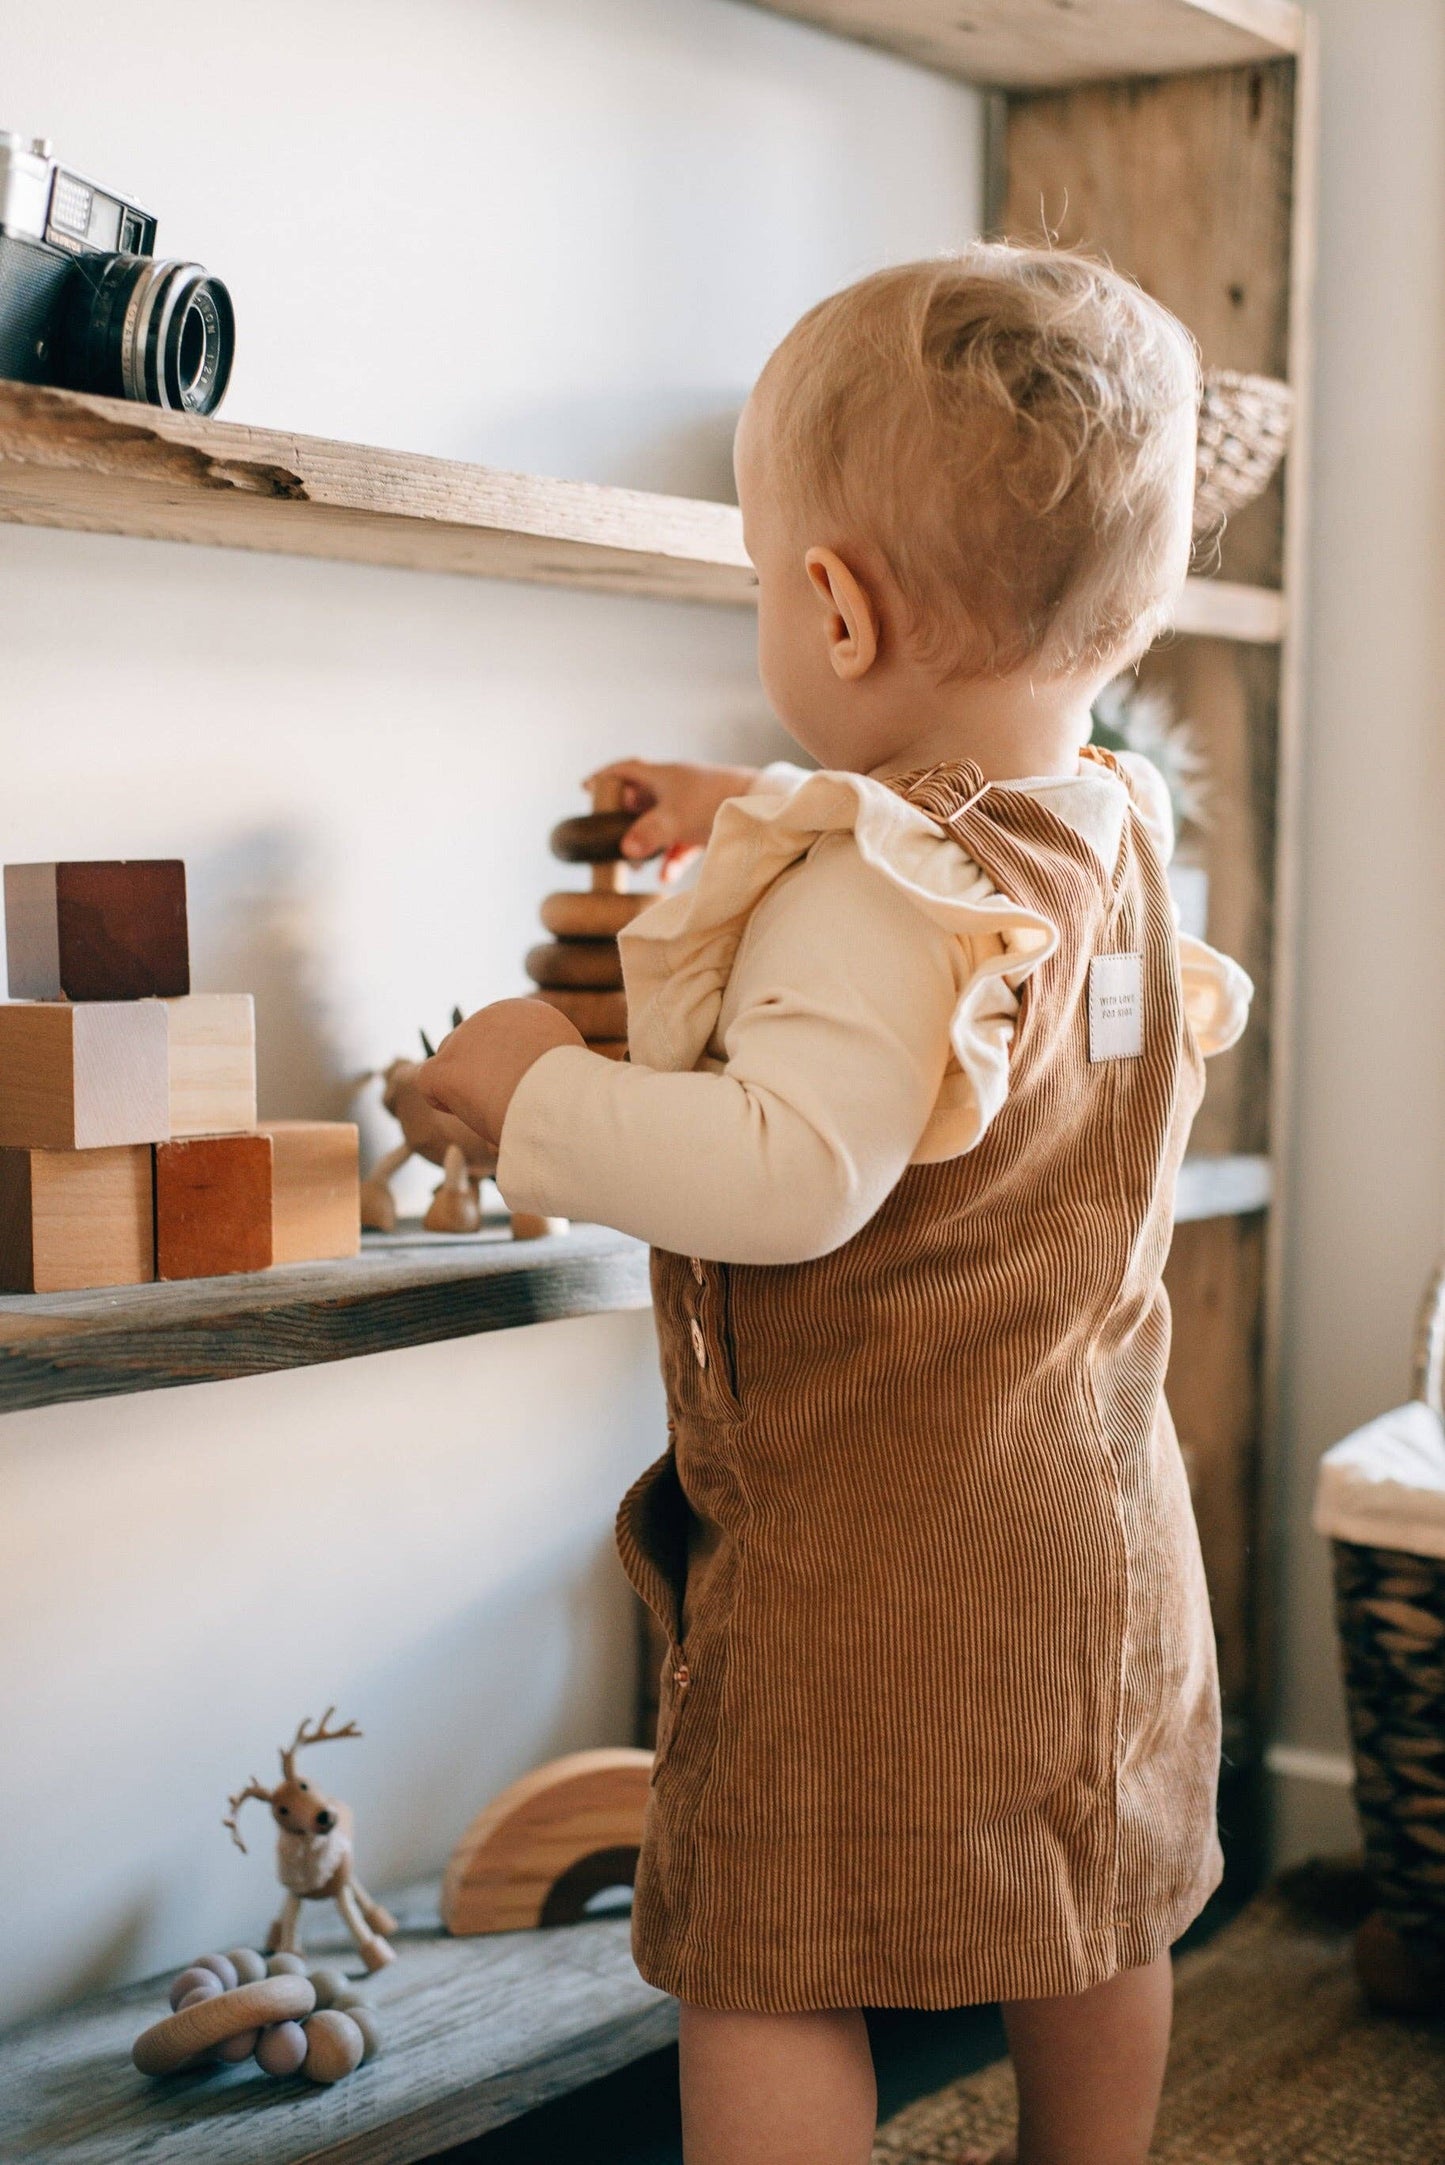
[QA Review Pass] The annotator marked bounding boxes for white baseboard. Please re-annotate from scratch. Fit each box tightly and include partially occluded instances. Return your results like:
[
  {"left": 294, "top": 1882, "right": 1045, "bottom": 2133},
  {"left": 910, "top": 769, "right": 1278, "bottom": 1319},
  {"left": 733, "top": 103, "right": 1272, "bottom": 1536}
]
[{"left": 1265, "top": 1741, "right": 1360, "bottom": 1866}]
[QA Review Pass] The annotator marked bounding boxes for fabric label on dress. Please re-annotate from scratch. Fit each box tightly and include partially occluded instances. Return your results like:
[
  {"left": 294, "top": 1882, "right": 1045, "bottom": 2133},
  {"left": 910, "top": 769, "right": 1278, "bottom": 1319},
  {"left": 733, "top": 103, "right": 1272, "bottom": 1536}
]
[{"left": 1089, "top": 953, "right": 1143, "bottom": 1061}]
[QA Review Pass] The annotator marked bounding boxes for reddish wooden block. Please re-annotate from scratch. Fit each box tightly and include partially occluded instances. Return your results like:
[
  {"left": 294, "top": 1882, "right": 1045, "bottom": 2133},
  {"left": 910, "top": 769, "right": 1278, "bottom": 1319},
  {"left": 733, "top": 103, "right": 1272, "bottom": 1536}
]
[
  {"left": 154, "top": 1133, "right": 274, "bottom": 1281},
  {"left": 0, "top": 1146, "right": 155, "bottom": 1293},
  {"left": 5, "top": 860, "right": 189, "bottom": 1000}
]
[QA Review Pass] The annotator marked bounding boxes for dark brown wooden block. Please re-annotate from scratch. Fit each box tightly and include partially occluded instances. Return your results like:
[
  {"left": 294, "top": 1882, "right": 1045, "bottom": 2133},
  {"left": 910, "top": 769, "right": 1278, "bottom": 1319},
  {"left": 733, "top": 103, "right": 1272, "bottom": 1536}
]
[
  {"left": 154, "top": 1133, "right": 274, "bottom": 1281},
  {"left": 525, "top": 940, "right": 624, "bottom": 991},
  {"left": 0, "top": 1146, "right": 155, "bottom": 1293},
  {"left": 5, "top": 860, "right": 189, "bottom": 1000}
]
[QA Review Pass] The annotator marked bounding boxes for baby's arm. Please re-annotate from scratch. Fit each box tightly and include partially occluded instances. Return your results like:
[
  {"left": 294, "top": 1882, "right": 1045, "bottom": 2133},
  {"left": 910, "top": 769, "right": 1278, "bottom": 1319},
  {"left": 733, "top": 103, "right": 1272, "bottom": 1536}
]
[{"left": 426, "top": 836, "right": 962, "bottom": 1266}]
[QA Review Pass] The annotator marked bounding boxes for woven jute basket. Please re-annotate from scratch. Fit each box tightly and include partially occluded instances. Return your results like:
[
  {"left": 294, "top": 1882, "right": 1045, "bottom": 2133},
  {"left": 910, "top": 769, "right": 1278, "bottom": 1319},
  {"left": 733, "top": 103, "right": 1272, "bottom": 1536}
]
[
  {"left": 1330, "top": 1263, "right": 1445, "bottom": 1961},
  {"left": 1193, "top": 368, "right": 1294, "bottom": 537}
]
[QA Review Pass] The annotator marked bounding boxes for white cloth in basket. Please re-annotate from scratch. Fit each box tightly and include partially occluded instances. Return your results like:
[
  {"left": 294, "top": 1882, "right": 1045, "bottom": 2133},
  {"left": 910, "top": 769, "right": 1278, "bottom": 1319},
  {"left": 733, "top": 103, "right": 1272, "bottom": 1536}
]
[{"left": 1314, "top": 1399, "right": 1445, "bottom": 1561}]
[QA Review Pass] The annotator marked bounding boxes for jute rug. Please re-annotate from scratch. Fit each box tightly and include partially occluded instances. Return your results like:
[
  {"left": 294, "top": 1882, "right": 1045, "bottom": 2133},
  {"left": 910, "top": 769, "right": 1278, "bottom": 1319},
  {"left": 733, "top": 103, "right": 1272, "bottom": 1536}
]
[{"left": 872, "top": 1870, "right": 1445, "bottom": 2164}]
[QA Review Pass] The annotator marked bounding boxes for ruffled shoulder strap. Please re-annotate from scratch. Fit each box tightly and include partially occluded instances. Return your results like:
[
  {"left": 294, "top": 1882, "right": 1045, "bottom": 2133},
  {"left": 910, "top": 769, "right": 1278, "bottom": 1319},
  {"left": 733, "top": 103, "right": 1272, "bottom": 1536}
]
[{"left": 619, "top": 765, "right": 1057, "bottom": 1082}]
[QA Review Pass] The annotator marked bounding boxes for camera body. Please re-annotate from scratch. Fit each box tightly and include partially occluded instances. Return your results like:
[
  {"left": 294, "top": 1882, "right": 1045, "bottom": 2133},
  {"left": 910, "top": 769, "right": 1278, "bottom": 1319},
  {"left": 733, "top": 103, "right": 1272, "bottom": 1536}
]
[{"left": 0, "top": 130, "right": 233, "bottom": 414}]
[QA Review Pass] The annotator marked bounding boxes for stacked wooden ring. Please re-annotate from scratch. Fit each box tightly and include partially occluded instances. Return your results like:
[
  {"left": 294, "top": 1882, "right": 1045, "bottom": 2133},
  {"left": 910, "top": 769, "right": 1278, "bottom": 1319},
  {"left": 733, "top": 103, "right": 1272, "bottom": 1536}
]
[
  {"left": 131, "top": 1947, "right": 381, "bottom": 2085},
  {"left": 529, "top": 785, "right": 652, "bottom": 1059}
]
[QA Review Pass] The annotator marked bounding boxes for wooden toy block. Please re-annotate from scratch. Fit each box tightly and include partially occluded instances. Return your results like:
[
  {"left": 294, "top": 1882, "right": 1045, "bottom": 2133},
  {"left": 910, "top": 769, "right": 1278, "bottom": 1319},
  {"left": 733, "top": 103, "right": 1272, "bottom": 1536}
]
[
  {"left": 525, "top": 940, "right": 623, "bottom": 991},
  {"left": 155, "top": 1133, "right": 275, "bottom": 1280},
  {"left": 533, "top": 987, "right": 628, "bottom": 1038},
  {"left": 0, "top": 1001, "right": 170, "bottom": 1150},
  {"left": 0, "top": 1145, "right": 155, "bottom": 1293},
  {"left": 4, "top": 859, "right": 189, "bottom": 1001},
  {"left": 260, "top": 1121, "right": 361, "bottom": 1264},
  {"left": 539, "top": 890, "right": 653, "bottom": 940},
  {"left": 442, "top": 1748, "right": 654, "bottom": 1936},
  {"left": 164, "top": 994, "right": 257, "bottom": 1138}
]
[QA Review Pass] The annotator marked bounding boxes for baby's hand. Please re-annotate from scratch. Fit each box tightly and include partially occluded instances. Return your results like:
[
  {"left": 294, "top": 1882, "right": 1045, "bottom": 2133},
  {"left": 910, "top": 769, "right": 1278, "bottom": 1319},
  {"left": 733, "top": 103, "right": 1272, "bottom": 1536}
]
[
  {"left": 585, "top": 759, "right": 759, "bottom": 883},
  {"left": 417, "top": 1000, "right": 584, "bottom": 1155}
]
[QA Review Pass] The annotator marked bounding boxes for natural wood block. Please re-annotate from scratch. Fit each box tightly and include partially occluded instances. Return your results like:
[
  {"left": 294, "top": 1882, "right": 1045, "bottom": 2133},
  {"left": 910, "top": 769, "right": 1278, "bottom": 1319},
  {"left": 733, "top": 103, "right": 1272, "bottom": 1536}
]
[
  {"left": 525, "top": 940, "right": 623, "bottom": 991},
  {"left": 442, "top": 1749, "right": 654, "bottom": 1936},
  {"left": 540, "top": 890, "right": 654, "bottom": 940},
  {"left": 0, "top": 1145, "right": 154, "bottom": 1293},
  {"left": 533, "top": 988, "right": 628, "bottom": 1038},
  {"left": 260, "top": 1121, "right": 360, "bottom": 1264},
  {"left": 4, "top": 859, "right": 188, "bottom": 1000},
  {"left": 548, "top": 811, "right": 634, "bottom": 864},
  {"left": 164, "top": 994, "right": 257, "bottom": 1137},
  {"left": 155, "top": 1133, "right": 274, "bottom": 1280},
  {"left": 0, "top": 1001, "right": 170, "bottom": 1150}
]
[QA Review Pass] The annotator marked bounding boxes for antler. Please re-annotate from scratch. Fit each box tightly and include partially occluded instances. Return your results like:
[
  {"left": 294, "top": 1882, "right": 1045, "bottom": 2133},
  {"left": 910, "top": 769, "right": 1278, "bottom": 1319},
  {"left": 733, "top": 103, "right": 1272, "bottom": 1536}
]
[
  {"left": 280, "top": 1706, "right": 363, "bottom": 1781},
  {"left": 223, "top": 1778, "right": 275, "bottom": 1853}
]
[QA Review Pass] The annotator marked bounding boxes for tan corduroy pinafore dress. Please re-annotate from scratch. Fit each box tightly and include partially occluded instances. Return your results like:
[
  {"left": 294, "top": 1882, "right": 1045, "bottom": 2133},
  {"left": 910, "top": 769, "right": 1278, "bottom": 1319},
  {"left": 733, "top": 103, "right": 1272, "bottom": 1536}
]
[{"left": 616, "top": 753, "right": 1222, "bottom": 2013}]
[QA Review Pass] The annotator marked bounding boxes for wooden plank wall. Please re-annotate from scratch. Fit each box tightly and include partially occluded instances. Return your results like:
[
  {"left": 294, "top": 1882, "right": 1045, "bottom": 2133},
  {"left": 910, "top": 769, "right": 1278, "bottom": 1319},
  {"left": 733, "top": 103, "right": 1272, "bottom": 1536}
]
[{"left": 991, "top": 60, "right": 1300, "bottom": 1852}]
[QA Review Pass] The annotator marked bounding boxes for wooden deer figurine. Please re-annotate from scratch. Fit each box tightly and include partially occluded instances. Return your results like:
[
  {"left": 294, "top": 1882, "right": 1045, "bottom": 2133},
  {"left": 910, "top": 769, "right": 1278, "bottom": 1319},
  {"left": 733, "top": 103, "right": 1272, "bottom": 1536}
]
[{"left": 224, "top": 1710, "right": 397, "bottom": 1972}]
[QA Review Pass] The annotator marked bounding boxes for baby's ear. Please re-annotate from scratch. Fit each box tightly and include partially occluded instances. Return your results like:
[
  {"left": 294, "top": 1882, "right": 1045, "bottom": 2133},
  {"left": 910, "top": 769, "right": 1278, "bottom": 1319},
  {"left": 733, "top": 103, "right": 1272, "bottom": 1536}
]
[{"left": 804, "top": 548, "right": 879, "bottom": 681}]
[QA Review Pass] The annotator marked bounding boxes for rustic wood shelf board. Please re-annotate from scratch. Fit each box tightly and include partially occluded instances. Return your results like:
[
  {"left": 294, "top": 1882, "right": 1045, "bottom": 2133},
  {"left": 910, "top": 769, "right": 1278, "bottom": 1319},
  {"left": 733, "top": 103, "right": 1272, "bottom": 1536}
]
[
  {"left": 0, "top": 385, "right": 1281, "bottom": 641},
  {"left": 0, "top": 1223, "right": 651, "bottom": 1416},
  {"left": 0, "top": 384, "right": 757, "bottom": 607},
  {"left": 0, "top": 1886, "right": 677, "bottom": 2165},
  {"left": 743, "top": 0, "right": 1300, "bottom": 88}
]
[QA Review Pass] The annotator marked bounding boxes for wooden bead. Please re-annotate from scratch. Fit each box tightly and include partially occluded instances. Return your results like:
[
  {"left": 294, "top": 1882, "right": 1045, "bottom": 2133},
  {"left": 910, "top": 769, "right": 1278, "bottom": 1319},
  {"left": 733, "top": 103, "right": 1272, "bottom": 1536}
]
[
  {"left": 525, "top": 941, "right": 623, "bottom": 991},
  {"left": 302, "top": 2009, "right": 365, "bottom": 2084},
  {"left": 345, "top": 2005, "right": 382, "bottom": 2062},
  {"left": 169, "top": 1967, "right": 221, "bottom": 2010},
  {"left": 225, "top": 1947, "right": 267, "bottom": 1985},
  {"left": 256, "top": 2020, "right": 309, "bottom": 2076},
  {"left": 306, "top": 1967, "right": 350, "bottom": 2011},
  {"left": 540, "top": 891, "right": 654, "bottom": 940},
  {"left": 133, "top": 1975, "right": 315, "bottom": 2076},
  {"left": 176, "top": 1986, "right": 220, "bottom": 2012},
  {"left": 266, "top": 1951, "right": 308, "bottom": 1976},
  {"left": 533, "top": 988, "right": 627, "bottom": 1038},
  {"left": 587, "top": 1040, "right": 629, "bottom": 1062},
  {"left": 548, "top": 810, "right": 635, "bottom": 864},
  {"left": 215, "top": 2027, "right": 260, "bottom": 2063},
  {"left": 194, "top": 1952, "right": 239, "bottom": 1991}
]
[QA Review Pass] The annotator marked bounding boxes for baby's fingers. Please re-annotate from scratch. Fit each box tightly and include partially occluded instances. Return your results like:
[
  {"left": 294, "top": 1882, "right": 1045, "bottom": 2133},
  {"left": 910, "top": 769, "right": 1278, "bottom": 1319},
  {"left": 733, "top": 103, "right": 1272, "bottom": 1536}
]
[{"left": 583, "top": 759, "right": 661, "bottom": 815}]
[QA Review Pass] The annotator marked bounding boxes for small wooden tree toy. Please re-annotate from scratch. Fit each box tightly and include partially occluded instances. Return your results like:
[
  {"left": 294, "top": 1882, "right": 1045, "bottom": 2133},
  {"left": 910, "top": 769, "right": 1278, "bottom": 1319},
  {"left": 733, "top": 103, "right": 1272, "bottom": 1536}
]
[
  {"left": 224, "top": 1709, "right": 397, "bottom": 1972},
  {"left": 525, "top": 776, "right": 653, "bottom": 1061}
]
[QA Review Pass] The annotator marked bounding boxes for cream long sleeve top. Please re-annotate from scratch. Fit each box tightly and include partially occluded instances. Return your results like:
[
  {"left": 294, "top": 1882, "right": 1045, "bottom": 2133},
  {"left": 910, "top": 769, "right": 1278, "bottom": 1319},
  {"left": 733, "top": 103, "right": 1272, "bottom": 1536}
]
[{"left": 496, "top": 756, "right": 1253, "bottom": 1265}]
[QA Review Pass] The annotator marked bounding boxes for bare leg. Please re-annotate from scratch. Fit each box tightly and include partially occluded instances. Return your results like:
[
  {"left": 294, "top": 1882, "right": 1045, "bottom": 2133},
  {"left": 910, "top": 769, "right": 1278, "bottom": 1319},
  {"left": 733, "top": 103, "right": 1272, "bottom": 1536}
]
[
  {"left": 679, "top": 2003, "right": 875, "bottom": 2165},
  {"left": 959, "top": 1955, "right": 1173, "bottom": 2165}
]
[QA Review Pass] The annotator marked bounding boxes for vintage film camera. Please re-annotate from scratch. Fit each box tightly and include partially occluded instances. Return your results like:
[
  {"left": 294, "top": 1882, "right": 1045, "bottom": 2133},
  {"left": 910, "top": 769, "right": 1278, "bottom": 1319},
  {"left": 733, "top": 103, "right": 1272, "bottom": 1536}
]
[{"left": 0, "top": 130, "right": 234, "bottom": 414}]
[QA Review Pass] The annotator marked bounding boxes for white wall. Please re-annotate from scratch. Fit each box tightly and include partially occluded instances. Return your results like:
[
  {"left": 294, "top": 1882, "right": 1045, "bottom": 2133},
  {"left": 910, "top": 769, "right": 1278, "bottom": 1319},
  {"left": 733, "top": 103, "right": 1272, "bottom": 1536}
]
[
  {"left": 0, "top": 0, "right": 983, "bottom": 2024},
  {"left": 1270, "top": 0, "right": 1445, "bottom": 1859}
]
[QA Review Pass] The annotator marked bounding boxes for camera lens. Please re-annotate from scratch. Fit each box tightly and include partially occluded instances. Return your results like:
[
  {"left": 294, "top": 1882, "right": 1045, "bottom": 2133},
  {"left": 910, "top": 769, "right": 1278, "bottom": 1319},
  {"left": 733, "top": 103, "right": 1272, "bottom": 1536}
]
[{"left": 61, "top": 254, "right": 235, "bottom": 415}]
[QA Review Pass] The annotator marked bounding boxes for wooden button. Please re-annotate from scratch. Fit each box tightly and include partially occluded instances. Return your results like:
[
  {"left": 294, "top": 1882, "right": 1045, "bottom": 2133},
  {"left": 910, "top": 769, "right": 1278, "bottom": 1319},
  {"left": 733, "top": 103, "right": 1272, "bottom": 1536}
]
[
  {"left": 689, "top": 1317, "right": 707, "bottom": 1368},
  {"left": 690, "top": 1257, "right": 704, "bottom": 1283},
  {"left": 533, "top": 988, "right": 628, "bottom": 1037},
  {"left": 548, "top": 810, "right": 637, "bottom": 864},
  {"left": 540, "top": 890, "right": 655, "bottom": 940},
  {"left": 525, "top": 940, "right": 623, "bottom": 991}
]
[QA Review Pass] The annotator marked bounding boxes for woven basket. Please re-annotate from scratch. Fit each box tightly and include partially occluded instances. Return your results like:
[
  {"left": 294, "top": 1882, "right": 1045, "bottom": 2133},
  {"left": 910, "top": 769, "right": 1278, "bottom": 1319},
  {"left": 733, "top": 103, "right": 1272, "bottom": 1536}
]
[
  {"left": 1331, "top": 1263, "right": 1445, "bottom": 1960},
  {"left": 1194, "top": 369, "right": 1294, "bottom": 537}
]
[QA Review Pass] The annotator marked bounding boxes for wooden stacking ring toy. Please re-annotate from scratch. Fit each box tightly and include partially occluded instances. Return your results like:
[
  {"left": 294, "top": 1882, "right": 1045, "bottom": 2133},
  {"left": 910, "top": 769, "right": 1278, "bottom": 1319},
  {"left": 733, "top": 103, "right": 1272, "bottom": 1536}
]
[
  {"left": 547, "top": 810, "right": 637, "bottom": 864},
  {"left": 132, "top": 1973, "right": 315, "bottom": 2074},
  {"left": 540, "top": 891, "right": 654, "bottom": 941},
  {"left": 534, "top": 987, "right": 628, "bottom": 1038},
  {"left": 442, "top": 1747, "right": 653, "bottom": 1935},
  {"left": 525, "top": 941, "right": 624, "bottom": 991}
]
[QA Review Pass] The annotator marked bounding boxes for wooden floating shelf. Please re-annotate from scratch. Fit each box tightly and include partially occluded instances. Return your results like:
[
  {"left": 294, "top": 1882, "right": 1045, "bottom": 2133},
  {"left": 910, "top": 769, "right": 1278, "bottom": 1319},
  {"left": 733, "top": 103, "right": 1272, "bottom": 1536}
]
[
  {"left": 0, "top": 383, "right": 1283, "bottom": 642},
  {"left": 0, "top": 1885, "right": 678, "bottom": 2165},
  {"left": 0, "top": 1162, "right": 1268, "bottom": 1418},
  {"left": 0, "top": 1222, "right": 651, "bottom": 1418},
  {"left": 741, "top": 0, "right": 1302, "bottom": 88},
  {"left": 0, "top": 383, "right": 756, "bottom": 608}
]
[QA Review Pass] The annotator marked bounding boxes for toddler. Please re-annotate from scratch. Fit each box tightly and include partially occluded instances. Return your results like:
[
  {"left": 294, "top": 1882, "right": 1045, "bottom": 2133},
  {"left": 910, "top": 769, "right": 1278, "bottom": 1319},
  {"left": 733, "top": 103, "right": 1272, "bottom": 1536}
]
[{"left": 420, "top": 246, "right": 1252, "bottom": 2165}]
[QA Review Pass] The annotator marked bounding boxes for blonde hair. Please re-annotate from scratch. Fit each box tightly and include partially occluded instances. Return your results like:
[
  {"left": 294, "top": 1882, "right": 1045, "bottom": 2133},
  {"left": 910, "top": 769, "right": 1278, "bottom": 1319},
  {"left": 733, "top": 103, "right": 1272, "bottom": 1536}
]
[{"left": 757, "top": 245, "right": 1200, "bottom": 681}]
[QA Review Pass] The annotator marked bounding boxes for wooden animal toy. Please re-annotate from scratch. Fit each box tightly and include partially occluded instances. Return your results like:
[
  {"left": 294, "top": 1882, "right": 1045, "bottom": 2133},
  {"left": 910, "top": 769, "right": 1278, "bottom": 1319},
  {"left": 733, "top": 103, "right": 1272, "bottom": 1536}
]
[
  {"left": 132, "top": 1948, "right": 381, "bottom": 2084},
  {"left": 526, "top": 776, "right": 654, "bottom": 1062},
  {"left": 223, "top": 1709, "right": 398, "bottom": 1972},
  {"left": 442, "top": 1747, "right": 654, "bottom": 1935},
  {"left": 359, "top": 1022, "right": 563, "bottom": 1241}
]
